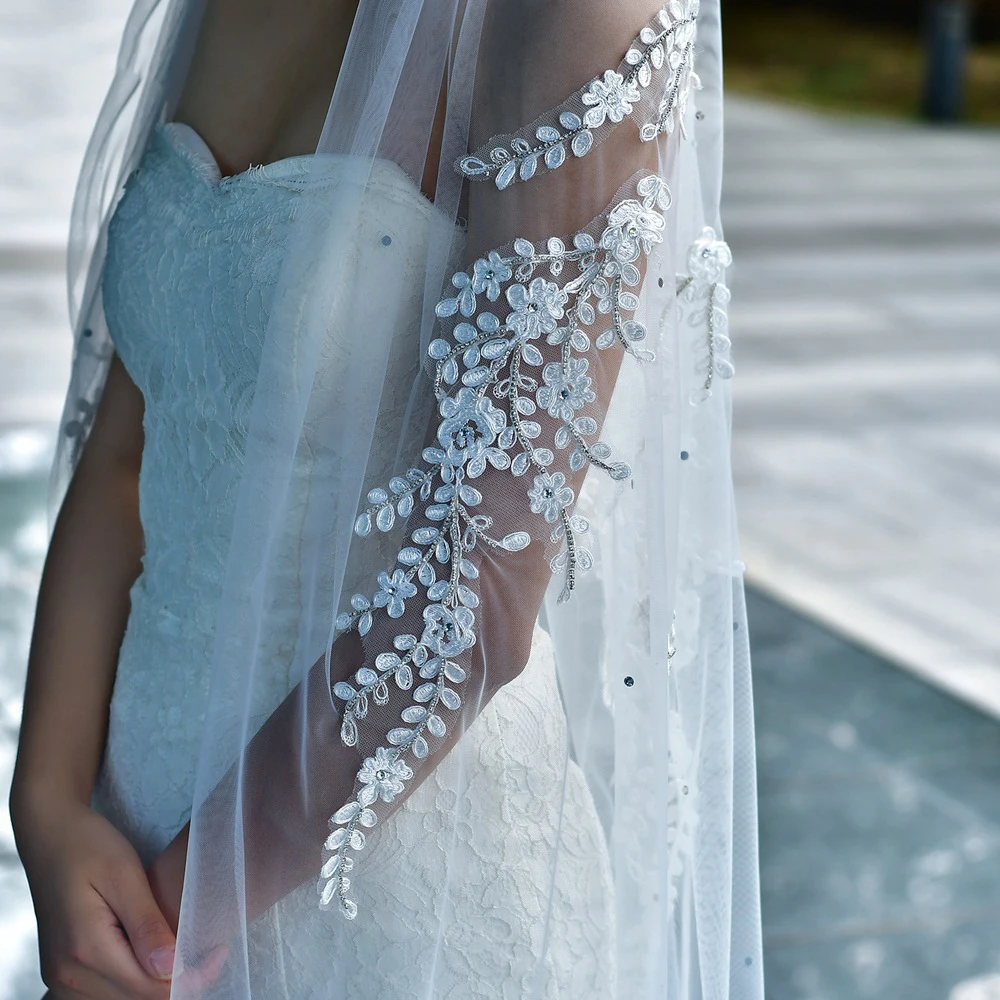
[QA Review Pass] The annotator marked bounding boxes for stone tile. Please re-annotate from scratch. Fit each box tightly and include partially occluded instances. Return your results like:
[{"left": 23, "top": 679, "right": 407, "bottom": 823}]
[
  {"left": 726, "top": 94, "right": 1000, "bottom": 716},
  {"left": 749, "top": 588, "right": 1000, "bottom": 1000}
]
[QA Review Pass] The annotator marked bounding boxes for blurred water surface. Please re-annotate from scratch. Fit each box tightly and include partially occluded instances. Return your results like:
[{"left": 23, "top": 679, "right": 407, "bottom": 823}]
[{"left": 1, "top": 1, "right": 131, "bottom": 993}]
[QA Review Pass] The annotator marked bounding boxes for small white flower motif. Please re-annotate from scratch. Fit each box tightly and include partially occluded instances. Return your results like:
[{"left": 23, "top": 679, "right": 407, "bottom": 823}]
[
  {"left": 528, "top": 471, "right": 575, "bottom": 523},
  {"left": 636, "top": 173, "right": 673, "bottom": 212},
  {"left": 537, "top": 358, "right": 596, "bottom": 422},
  {"left": 357, "top": 747, "right": 414, "bottom": 806},
  {"left": 687, "top": 227, "right": 732, "bottom": 282},
  {"left": 420, "top": 603, "right": 476, "bottom": 658},
  {"left": 582, "top": 69, "right": 642, "bottom": 128},
  {"left": 471, "top": 251, "right": 513, "bottom": 302},
  {"left": 372, "top": 569, "right": 418, "bottom": 619},
  {"left": 506, "top": 277, "right": 568, "bottom": 341},
  {"left": 435, "top": 388, "right": 506, "bottom": 470},
  {"left": 444, "top": 271, "right": 478, "bottom": 317},
  {"left": 602, "top": 200, "right": 665, "bottom": 263}
]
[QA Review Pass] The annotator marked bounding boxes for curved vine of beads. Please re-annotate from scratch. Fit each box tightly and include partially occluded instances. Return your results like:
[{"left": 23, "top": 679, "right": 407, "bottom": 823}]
[
  {"left": 318, "top": 173, "right": 672, "bottom": 919},
  {"left": 458, "top": 2, "right": 700, "bottom": 189}
]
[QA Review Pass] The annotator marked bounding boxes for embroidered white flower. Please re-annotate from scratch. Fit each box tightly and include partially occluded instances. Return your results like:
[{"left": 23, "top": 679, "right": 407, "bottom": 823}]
[
  {"left": 471, "top": 251, "right": 513, "bottom": 302},
  {"left": 357, "top": 747, "right": 414, "bottom": 806},
  {"left": 602, "top": 200, "right": 666, "bottom": 263},
  {"left": 687, "top": 226, "right": 732, "bottom": 282},
  {"left": 528, "top": 471, "right": 575, "bottom": 523},
  {"left": 372, "top": 569, "right": 418, "bottom": 619},
  {"left": 537, "top": 359, "right": 596, "bottom": 421},
  {"left": 582, "top": 69, "right": 642, "bottom": 128},
  {"left": 434, "top": 388, "right": 506, "bottom": 470},
  {"left": 506, "top": 277, "right": 568, "bottom": 342},
  {"left": 420, "top": 603, "right": 476, "bottom": 658}
]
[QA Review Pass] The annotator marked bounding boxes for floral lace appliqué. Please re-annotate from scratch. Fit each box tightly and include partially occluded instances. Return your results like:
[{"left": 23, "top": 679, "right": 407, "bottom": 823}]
[
  {"left": 457, "top": 2, "right": 701, "bottom": 190},
  {"left": 676, "top": 227, "right": 733, "bottom": 404},
  {"left": 318, "top": 173, "right": 672, "bottom": 919}
]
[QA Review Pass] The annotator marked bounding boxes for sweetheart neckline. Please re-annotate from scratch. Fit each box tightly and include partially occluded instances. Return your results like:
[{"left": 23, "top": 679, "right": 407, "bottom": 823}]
[
  {"left": 160, "top": 121, "right": 319, "bottom": 186},
  {"left": 155, "top": 121, "right": 451, "bottom": 225}
]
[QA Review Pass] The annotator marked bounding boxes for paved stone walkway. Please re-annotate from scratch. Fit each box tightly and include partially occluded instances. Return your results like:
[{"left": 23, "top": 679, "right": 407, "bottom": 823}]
[
  {"left": 724, "top": 95, "right": 1000, "bottom": 718},
  {"left": 751, "top": 588, "right": 1000, "bottom": 1000}
]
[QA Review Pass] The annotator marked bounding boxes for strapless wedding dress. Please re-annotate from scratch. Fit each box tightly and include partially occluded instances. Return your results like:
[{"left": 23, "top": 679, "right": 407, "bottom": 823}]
[{"left": 92, "top": 122, "right": 614, "bottom": 997}]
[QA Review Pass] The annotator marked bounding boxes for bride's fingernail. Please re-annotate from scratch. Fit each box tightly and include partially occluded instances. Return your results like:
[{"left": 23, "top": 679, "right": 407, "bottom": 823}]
[{"left": 149, "top": 946, "right": 175, "bottom": 979}]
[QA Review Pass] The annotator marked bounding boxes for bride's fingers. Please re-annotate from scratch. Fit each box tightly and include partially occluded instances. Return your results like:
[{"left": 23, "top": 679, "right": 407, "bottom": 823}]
[
  {"left": 46, "top": 945, "right": 166, "bottom": 1000},
  {"left": 58, "top": 900, "right": 170, "bottom": 1000},
  {"left": 98, "top": 860, "right": 176, "bottom": 981},
  {"left": 45, "top": 894, "right": 169, "bottom": 1000},
  {"left": 171, "top": 943, "right": 230, "bottom": 997}
]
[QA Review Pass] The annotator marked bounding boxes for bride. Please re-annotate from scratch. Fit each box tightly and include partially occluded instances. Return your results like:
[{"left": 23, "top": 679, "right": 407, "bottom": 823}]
[{"left": 11, "top": 1, "right": 763, "bottom": 997}]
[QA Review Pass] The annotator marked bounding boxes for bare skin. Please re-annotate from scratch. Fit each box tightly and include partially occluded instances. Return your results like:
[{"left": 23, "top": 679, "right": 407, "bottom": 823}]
[{"left": 10, "top": 2, "right": 365, "bottom": 997}]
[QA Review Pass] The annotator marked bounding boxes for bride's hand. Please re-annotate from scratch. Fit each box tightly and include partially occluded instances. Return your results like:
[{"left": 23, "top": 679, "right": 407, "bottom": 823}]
[
  {"left": 15, "top": 801, "right": 175, "bottom": 999},
  {"left": 146, "top": 825, "right": 230, "bottom": 997}
]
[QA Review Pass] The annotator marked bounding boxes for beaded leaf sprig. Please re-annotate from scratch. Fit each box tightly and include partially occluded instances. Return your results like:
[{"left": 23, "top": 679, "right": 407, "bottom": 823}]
[
  {"left": 675, "top": 227, "right": 733, "bottom": 405},
  {"left": 458, "top": 1, "right": 701, "bottom": 190},
  {"left": 318, "top": 173, "right": 672, "bottom": 919}
]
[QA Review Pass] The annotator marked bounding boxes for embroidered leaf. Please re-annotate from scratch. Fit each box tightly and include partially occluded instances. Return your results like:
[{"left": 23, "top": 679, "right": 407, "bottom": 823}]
[
  {"left": 333, "top": 801, "right": 361, "bottom": 824},
  {"left": 544, "top": 144, "right": 567, "bottom": 170},
  {"left": 571, "top": 130, "right": 594, "bottom": 157},
  {"left": 496, "top": 161, "right": 517, "bottom": 190},
  {"left": 501, "top": 532, "right": 531, "bottom": 551},
  {"left": 440, "top": 688, "right": 462, "bottom": 711},
  {"left": 376, "top": 505, "right": 395, "bottom": 532},
  {"left": 514, "top": 238, "right": 535, "bottom": 258},
  {"left": 325, "top": 828, "right": 348, "bottom": 851},
  {"left": 511, "top": 452, "right": 531, "bottom": 476},
  {"left": 340, "top": 716, "right": 358, "bottom": 747},
  {"left": 459, "top": 155, "right": 489, "bottom": 176},
  {"left": 444, "top": 661, "right": 467, "bottom": 683},
  {"left": 414, "top": 683, "right": 436, "bottom": 703}
]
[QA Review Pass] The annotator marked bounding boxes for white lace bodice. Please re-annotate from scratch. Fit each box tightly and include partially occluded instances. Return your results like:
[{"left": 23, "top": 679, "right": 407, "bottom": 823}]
[{"left": 93, "top": 123, "right": 614, "bottom": 997}]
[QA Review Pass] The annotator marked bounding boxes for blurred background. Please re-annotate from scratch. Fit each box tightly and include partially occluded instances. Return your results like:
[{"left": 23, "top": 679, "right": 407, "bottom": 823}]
[{"left": 1, "top": 1, "right": 998, "bottom": 997}]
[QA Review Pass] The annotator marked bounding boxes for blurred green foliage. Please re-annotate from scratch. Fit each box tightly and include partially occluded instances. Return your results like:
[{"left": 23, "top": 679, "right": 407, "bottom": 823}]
[
  {"left": 722, "top": 3, "right": 1000, "bottom": 123},
  {"left": 724, "top": 0, "right": 1000, "bottom": 42}
]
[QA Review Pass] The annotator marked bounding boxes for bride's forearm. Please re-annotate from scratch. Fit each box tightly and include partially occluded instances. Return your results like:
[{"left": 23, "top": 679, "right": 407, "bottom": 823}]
[{"left": 10, "top": 355, "right": 144, "bottom": 823}]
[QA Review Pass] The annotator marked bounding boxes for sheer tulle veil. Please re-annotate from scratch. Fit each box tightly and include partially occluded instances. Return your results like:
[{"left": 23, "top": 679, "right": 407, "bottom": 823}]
[{"left": 54, "top": 1, "right": 763, "bottom": 996}]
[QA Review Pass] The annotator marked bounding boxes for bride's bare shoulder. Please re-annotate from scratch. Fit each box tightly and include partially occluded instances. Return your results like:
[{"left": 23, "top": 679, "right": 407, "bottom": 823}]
[{"left": 172, "top": 0, "right": 358, "bottom": 175}]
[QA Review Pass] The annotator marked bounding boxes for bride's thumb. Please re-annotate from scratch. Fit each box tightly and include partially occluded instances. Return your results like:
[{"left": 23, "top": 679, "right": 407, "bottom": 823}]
[{"left": 107, "top": 863, "right": 177, "bottom": 980}]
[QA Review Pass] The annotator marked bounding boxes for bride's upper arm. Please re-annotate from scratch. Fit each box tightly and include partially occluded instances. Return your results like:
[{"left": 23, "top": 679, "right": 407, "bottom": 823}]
[{"left": 77, "top": 353, "right": 144, "bottom": 478}]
